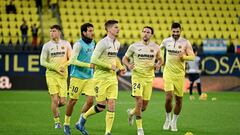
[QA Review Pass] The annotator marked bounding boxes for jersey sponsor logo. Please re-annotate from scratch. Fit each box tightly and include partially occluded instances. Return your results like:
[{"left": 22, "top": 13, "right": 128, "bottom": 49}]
[
  {"left": 108, "top": 52, "right": 117, "bottom": 57},
  {"left": 50, "top": 51, "right": 65, "bottom": 57},
  {"left": 167, "top": 49, "right": 181, "bottom": 55},
  {"left": 137, "top": 54, "right": 154, "bottom": 60}
]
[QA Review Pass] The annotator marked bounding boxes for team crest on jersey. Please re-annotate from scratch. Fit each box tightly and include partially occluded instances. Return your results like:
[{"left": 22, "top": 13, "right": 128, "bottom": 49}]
[
  {"left": 178, "top": 45, "right": 182, "bottom": 49},
  {"left": 61, "top": 46, "right": 65, "bottom": 50}
]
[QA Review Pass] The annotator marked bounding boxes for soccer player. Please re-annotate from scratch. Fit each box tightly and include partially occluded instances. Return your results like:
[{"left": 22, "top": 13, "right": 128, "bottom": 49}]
[
  {"left": 187, "top": 47, "right": 203, "bottom": 100},
  {"left": 76, "top": 20, "right": 126, "bottom": 135},
  {"left": 63, "top": 23, "right": 95, "bottom": 135},
  {"left": 122, "top": 26, "right": 162, "bottom": 135},
  {"left": 40, "top": 25, "right": 72, "bottom": 129},
  {"left": 160, "top": 23, "right": 195, "bottom": 132}
]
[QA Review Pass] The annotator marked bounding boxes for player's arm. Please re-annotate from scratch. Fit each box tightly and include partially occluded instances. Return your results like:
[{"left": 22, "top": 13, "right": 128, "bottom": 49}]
[
  {"left": 159, "top": 40, "right": 166, "bottom": 65},
  {"left": 154, "top": 47, "right": 163, "bottom": 71},
  {"left": 116, "top": 57, "right": 126, "bottom": 75},
  {"left": 40, "top": 45, "right": 61, "bottom": 72},
  {"left": 181, "top": 41, "right": 195, "bottom": 61},
  {"left": 68, "top": 42, "right": 93, "bottom": 68},
  {"left": 91, "top": 43, "right": 113, "bottom": 70},
  {"left": 122, "top": 45, "right": 135, "bottom": 70}
]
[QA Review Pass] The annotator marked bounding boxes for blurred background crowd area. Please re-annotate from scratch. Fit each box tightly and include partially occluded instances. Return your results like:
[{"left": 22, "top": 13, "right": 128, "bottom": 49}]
[{"left": 0, "top": 0, "right": 239, "bottom": 54}]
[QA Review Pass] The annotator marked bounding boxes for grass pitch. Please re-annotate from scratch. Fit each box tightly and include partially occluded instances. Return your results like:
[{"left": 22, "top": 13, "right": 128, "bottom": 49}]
[{"left": 0, "top": 90, "right": 239, "bottom": 135}]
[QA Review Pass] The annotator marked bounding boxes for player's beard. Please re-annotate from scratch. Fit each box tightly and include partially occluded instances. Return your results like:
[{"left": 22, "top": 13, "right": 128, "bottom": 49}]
[{"left": 172, "top": 34, "right": 180, "bottom": 40}]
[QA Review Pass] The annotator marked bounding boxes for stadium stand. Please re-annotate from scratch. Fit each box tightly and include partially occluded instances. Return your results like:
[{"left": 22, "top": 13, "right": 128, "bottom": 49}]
[
  {"left": 57, "top": 0, "right": 239, "bottom": 46},
  {"left": 0, "top": 0, "right": 239, "bottom": 48},
  {"left": 0, "top": 0, "right": 39, "bottom": 46}
]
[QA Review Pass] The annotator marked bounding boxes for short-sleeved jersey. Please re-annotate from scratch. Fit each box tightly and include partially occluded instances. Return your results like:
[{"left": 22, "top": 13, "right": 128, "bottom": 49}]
[
  {"left": 187, "top": 56, "right": 201, "bottom": 73},
  {"left": 70, "top": 39, "right": 95, "bottom": 79},
  {"left": 125, "top": 41, "right": 160, "bottom": 79},
  {"left": 91, "top": 36, "right": 120, "bottom": 80},
  {"left": 160, "top": 37, "right": 192, "bottom": 78},
  {"left": 40, "top": 39, "right": 72, "bottom": 78}
]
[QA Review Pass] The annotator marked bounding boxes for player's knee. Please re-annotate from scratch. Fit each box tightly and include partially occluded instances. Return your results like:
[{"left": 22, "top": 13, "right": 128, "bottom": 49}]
[
  {"left": 87, "top": 97, "right": 94, "bottom": 106},
  {"left": 175, "top": 99, "right": 182, "bottom": 106},
  {"left": 69, "top": 99, "right": 77, "bottom": 106},
  {"left": 94, "top": 104, "right": 106, "bottom": 112},
  {"left": 59, "top": 100, "right": 66, "bottom": 106},
  {"left": 141, "top": 106, "right": 148, "bottom": 112},
  {"left": 166, "top": 94, "right": 173, "bottom": 103},
  {"left": 136, "top": 115, "right": 142, "bottom": 119}
]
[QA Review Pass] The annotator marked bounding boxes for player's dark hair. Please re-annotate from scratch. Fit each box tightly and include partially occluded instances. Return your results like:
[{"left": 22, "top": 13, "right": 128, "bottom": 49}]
[
  {"left": 81, "top": 23, "right": 94, "bottom": 37},
  {"left": 193, "top": 46, "right": 198, "bottom": 53},
  {"left": 50, "top": 24, "right": 62, "bottom": 31},
  {"left": 143, "top": 26, "right": 154, "bottom": 35},
  {"left": 105, "top": 20, "right": 118, "bottom": 31},
  {"left": 171, "top": 23, "right": 181, "bottom": 30}
]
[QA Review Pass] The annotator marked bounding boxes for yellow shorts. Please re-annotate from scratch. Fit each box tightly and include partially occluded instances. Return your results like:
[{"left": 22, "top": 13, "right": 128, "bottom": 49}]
[
  {"left": 163, "top": 76, "right": 184, "bottom": 97},
  {"left": 46, "top": 76, "right": 67, "bottom": 97},
  {"left": 68, "top": 77, "right": 95, "bottom": 99},
  {"left": 131, "top": 76, "right": 153, "bottom": 100},
  {"left": 94, "top": 79, "right": 118, "bottom": 102}
]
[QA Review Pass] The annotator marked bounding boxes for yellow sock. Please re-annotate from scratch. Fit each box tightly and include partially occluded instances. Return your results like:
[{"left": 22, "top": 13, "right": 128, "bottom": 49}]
[
  {"left": 64, "top": 115, "right": 71, "bottom": 125},
  {"left": 131, "top": 108, "right": 136, "bottom": 115},
  {"left": 136, "top": 119, "right": 142, "bottom": 129},
  {"left": 83, "top": 106, "right": 97, "bottom": 119},
  {"left": 105, "top": 111, "right": 115, "bottom": 134},
  {"left": 54, "top": 117, "right": 60, "bottom": 124}
]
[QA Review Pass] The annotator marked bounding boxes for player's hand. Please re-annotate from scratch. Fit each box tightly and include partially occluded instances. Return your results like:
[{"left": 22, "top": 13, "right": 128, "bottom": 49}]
[
  {"left": 111, "top": 65, "right": 117, "bottom": 71},
  {"left": 119, "top": 67, "right": 127, "bottom": 76},
  {"left": 90, "top": 63, "right": 95, "bottom": 68},
  {"left": 178, "top": 52, "right": 184, "bottom": 61},
  {"left": 127, "top": 63, "right": 135, "bottom": 70},
  {"left": 59, "top": 66, "right": 65, "bottom": 75},
  {"left": 154, "top": 63, "right": 161, "bottom": 71}
]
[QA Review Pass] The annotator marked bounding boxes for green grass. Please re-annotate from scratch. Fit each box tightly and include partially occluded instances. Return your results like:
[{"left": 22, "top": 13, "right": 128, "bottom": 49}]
[{"left": 0, "top": 90, "right": 240, "bottom": 135}]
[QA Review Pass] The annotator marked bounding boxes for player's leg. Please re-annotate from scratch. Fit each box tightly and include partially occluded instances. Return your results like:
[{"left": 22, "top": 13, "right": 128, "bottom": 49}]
[
  {"left": 76, "top": 79, "right": 95, "bottom": 124},
  {"left": 171, "top": 95, "right": 182, "bottom": 132},
  {"left": 51, "top": 93, "right": 61, "bottom": 128},
  {"left": 46, "top": 76, "right": 62, "bottom": 129},
  {"left": 105, "top": 99, "right": 116, "bottom": 135},
  {"left": 64, "top": 98, "right": 77, "bottom": 135},
  {"left": 81, "top": 96, "right": 94, "bottom": 113},
  {"left": 196, "top": 77, "right": 204, "bottom": 100},
  {"left": 105, "top": 80, "right": 118, "bottom": 135},
  {"left": 189, "top": 74, "right": 195, "bottom": 100},
  {"left": 189, "top": 81, "right": 195, "bottom": 100},
  {"left": 58, "top": 77, "right": 68, "bottom": 107},
  {"left": 142, "top": 81, "right": 153, "bottom": 112},
  {"left": 135, "top": 96, "right": 143, "bottom": 132},
  {"left": 81, "top": 79, "right": 95, "bottom": 114},
  {"left": 163, "top": 77, "right": 175, "bottom": 130},
  {"left": 170, "top": 77, "right": 184, "bottom": 132},
  {"left": 163, "top": 91, "right": 173, "bottom": 130},
  {"left": 128, "top": 78, "right": 143, "bottom": 127},
  {"left": 64, "top": 78, "right": 83, "bottom": 135},
  {"left": 76, "top": 79, "right": 106, "bottom": 135}
]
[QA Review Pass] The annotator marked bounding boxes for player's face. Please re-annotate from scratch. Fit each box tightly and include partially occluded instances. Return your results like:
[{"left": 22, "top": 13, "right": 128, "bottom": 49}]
[
  {"left": 50, "top": 28, "right": 60, "bottom": 40},
  {"left": 171, "top": 27, "right": 181, "bottom": 40},
  {"left": 141, "top": 28, "right": 152, "bottom": 42},
  {"left": 83, "top": 27, "right": 94, "bottom": 40},
  {"left": 108, "top": 23, "right": 120, "bottom": 37}
]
